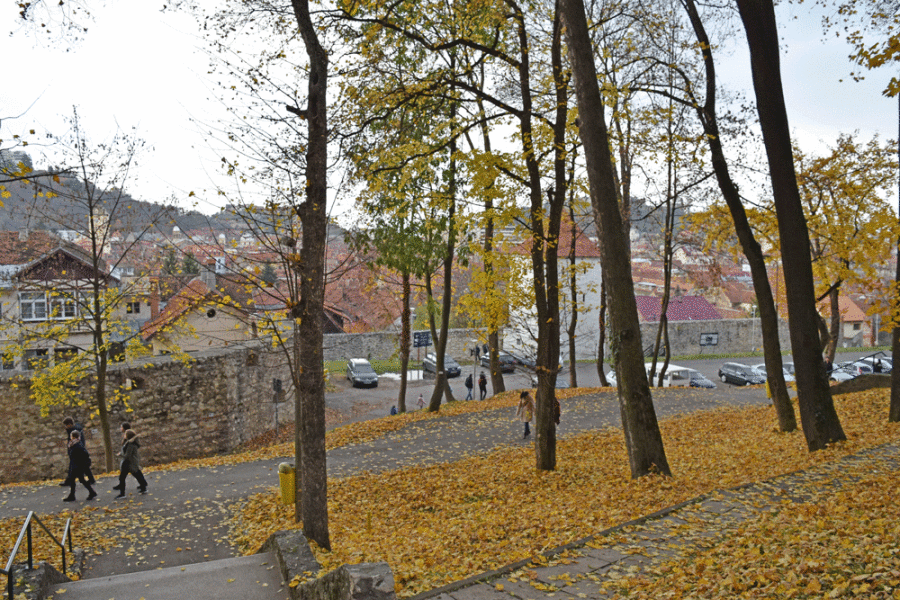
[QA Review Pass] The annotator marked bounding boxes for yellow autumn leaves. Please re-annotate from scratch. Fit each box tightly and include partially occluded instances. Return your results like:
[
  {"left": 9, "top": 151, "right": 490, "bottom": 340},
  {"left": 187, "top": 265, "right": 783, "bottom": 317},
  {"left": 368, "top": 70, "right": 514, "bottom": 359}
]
[{"left": 232, "top": 388, "right": 897, "bottom": 598}]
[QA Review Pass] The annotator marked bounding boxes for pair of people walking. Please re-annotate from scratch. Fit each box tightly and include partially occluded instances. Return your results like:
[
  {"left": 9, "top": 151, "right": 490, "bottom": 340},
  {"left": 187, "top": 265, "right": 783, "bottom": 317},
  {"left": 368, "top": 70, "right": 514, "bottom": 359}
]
[
  {"left": 464, "top": 372, "right": 489, "bottom": 400},
  {"left": 60, "top": 418, "right": 147, "bottom": 502}
]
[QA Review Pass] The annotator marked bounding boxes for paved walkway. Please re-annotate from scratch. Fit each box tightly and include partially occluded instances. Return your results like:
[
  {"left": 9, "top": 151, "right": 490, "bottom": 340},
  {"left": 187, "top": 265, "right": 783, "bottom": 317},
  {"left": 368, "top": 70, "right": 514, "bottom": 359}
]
[{"left": 0, "top": 385, "right": 774, "bottom": 584}]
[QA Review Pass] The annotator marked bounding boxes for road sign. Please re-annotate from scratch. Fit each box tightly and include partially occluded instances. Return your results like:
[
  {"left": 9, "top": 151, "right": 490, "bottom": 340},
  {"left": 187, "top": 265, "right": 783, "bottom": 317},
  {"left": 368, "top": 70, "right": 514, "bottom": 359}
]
[{"left": 413, "top": 331, "right": 432, "bottom": 348}]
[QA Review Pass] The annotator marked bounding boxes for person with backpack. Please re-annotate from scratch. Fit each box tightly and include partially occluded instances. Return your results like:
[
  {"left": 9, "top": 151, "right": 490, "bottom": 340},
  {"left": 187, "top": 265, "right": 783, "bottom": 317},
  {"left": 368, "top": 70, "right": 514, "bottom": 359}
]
[
  {"left": 63, "top": 430, "right": 96, "bottom": 502},
  {"left": 464, "top": 373, "right": 474, "bottom": 400},
  {"left": 478, "top": 372, "right": 488, "bottom": 400},
  {"left": 114, "top": 428, "right": 148, "bottom": 498}
]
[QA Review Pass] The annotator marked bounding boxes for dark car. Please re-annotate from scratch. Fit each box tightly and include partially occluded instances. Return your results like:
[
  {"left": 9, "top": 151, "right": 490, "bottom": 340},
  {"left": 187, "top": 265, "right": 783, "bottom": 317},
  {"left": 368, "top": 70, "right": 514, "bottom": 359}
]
[
  {"left": 717, "top": 362, "right": 766, "bottom": 386},
  {"left": 479, "top": 351, "right": 516, "bottom": 373},
  {"left": 686, "top": 369, "right": 716, "bottom": 389},
  {"left": 346, "top": 358, "right": 378, "bottom": 387},
  {"left": 422, "top": 352, "right": 462, "bottom": 377}
]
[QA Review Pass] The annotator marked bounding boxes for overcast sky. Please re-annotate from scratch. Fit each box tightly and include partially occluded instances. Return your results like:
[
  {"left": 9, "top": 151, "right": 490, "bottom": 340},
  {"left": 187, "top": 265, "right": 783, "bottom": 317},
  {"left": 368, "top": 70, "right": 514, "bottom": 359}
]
[{"left": 1, "top": 2, "right": 896, "bottom": 217}]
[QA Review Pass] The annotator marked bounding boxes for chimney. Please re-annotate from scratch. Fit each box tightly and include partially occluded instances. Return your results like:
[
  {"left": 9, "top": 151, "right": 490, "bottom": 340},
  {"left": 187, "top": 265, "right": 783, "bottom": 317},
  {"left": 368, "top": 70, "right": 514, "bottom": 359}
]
[
  {"left": 149, "top": 277, "right": 160, "bottom": 319},
  {"left": 201, "top": 259, "right": 217, "bottom": 290}
]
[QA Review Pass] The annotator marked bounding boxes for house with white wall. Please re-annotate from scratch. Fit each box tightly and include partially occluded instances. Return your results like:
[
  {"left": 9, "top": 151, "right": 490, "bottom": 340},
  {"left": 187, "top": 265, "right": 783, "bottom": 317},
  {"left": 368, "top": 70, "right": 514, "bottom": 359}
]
[{"left": 501, "top": 218, "right": 604, "bottom": 362}]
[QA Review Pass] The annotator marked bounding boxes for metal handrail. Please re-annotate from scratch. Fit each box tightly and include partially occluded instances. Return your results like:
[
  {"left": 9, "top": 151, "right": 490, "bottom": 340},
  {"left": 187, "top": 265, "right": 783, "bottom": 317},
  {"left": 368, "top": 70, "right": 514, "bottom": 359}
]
[{"left": 0, "top": 511, "right": 73, "bottom": 599}]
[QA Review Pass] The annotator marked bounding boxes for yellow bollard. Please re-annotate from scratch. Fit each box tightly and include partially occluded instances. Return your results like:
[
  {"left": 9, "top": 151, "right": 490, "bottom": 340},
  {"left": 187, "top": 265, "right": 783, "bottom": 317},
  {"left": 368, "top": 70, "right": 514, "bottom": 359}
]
[
  {"left": 765, "top": 379, "right": 771, "bottom": 398},
  {"left": 278, "top": 463, "right": 295, "bottom": 505}
]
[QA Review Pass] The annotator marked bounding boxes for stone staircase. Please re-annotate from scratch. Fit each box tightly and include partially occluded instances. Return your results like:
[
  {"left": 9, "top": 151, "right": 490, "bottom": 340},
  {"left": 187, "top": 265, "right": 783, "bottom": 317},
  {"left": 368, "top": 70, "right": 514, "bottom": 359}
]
[{"left": 45, "top": 552, "right": 290, "bottom": 600}]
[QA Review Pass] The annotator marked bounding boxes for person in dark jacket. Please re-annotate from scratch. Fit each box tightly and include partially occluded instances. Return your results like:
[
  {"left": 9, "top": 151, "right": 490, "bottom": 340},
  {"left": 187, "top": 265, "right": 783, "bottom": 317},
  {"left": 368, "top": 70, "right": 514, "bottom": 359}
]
[
  {"left": 114, "top": 429, "right": 148, "bottom": 498},
  {"left": 61, "top": 416, "right": 95, "bottom": 486},
  {"left": 64, "top": 431, "right": 96, "bottom": 502},
  {"left": 464, "top": 374, "right": 474, "bottom": 400},
  {"left": 478, "top": 372, "right": 488, "bottom": 400}
]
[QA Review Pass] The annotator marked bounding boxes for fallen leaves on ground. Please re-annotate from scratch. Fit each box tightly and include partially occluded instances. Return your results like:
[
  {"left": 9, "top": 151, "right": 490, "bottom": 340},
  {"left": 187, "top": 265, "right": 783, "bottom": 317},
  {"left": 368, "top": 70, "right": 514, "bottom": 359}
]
[
  {"left": 603, "top": 460, "right": 900, "bottom": 599},
  {"left": 230, "top": 389, "right": 898, "bottom": 597}
]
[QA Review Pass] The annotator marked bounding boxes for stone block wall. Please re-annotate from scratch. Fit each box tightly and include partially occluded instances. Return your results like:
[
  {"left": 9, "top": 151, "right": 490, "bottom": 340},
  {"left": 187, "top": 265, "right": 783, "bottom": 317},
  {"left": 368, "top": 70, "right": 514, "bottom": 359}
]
[
  {"left": 638, "top": 318, "right": 791, "bottom": 358},
  {"left": 0, "top": 346, "right": 294, "bottom": 484},
  {"left": 323, "top": 328, "right": 486, "bottom": 362}
]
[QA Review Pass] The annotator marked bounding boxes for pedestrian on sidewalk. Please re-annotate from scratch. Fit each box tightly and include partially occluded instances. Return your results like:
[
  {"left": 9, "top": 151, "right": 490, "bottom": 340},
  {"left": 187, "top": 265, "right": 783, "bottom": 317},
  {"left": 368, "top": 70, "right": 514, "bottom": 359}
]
[
  {"left": 60, "top": 416, "right": 95, "bottom": 486},
  {"left": 417, "top": 393, "right": 425, "bottom": 410},
  {"left": 464, "top": 374, "right": 474, "bottom": 400},
  {"left": 478, "top": 372, "right": 488, "bottom": 400},
  {"left": 516, "top": 391, "right": 534, "bottom": 439},
  {"left": 63, "top": 430, "right": 96, "bottom": 502},
  {"left": 114, "top": 429, "right": 148, "bottom": 498}
]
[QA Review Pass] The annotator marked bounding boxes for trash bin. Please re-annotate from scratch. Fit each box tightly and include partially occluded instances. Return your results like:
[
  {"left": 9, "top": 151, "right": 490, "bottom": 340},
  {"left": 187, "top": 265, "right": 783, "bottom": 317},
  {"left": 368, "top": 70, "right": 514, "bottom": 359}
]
[{"left": 278, "top": 462, "right": 295, "bottom": 505}]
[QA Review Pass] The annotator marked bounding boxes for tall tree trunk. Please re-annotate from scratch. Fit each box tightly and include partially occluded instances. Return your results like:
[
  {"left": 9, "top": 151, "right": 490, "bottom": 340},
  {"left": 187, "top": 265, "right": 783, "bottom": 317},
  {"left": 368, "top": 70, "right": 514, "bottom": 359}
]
[
  {"left": 567, "top": 204, "right": 578, "bottom": 388},
  {"left": 735, "top": 0, "right": 845, "bottom": 451},
  {"left": 560, "top": 0, "right": 671, "bottom": 477},
  {"left": 398, "top": 270, "right": 411, "bottom": 412},
  {"left": 597, "top": 281, "right": 609, "bottom": 386},
  {"left": 891, "top": 94, "right": 900, "bottom": 423},
  {"left": 827, "top": 287, "right": 841, "bottom": 358},
  {"left": 681, "top": 0, "right": 796, "bottom": 432},
  {"left": 477, "top": 100, "right": 505, "bottom": 395},
  {"left": 289, "top": 0, "right": 330, "bottom": 550}
]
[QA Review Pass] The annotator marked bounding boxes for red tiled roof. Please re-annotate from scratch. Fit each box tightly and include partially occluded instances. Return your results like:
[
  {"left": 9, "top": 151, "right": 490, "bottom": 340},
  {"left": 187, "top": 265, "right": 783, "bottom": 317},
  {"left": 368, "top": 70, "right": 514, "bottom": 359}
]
[
  {"left": 506, "top": 217, "right": 602, "bottom": 258},
  {"left": 141, "top": 279, "right": 242, "bottom": 340},
  {"left": 635, "top": 295, "right": 723, "bottom": 322}
]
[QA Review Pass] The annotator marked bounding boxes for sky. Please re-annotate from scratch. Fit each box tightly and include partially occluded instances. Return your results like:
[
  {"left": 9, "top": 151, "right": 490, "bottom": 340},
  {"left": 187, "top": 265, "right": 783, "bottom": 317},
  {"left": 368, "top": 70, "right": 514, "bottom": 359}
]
[{"left": 1, "top": 1, "right": 896, "bottom": 217}]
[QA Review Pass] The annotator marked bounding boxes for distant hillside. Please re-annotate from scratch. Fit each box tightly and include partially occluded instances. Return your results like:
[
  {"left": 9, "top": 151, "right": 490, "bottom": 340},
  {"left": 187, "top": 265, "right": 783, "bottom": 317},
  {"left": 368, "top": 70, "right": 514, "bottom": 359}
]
[{"left": 0, "top": 172, "right": 232, "bottom": 234}]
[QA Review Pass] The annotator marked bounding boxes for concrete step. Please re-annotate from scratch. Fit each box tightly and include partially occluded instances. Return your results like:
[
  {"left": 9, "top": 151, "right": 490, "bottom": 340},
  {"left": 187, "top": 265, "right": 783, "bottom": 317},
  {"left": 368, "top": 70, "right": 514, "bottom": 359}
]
[{"left": 46, "top": 552, "right": 291, "bottom": 600}]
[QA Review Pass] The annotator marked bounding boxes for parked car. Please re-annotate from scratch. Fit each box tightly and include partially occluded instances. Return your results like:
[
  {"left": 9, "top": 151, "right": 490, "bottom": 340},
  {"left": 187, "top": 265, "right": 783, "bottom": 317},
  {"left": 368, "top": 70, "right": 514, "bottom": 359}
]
[
  {"left": 346, "top": 358, "right": 379, "bottom": 387},
  {"left": 749, "top": 363, "right": 796, "bottom": 383},
  {"left": 606, "top": 364, "right": 693, "bottom": 388},
  {"left": 645, "top": 363, "right": 692, "bottom": 387},
  {"left": 422, "top": 352, "right": 462, "bottom": 377},
  {"left": 686, "top": 369, "right": 717, "bottom": 389},
  {"left": 507, "top": 352, "right": 536, "bottom": 369},
  {"left": 841, "top": 361, "right": 874, "bottom": 377},
  {"left": 829, "top": 365, "right": 857, "bottom": 382},
  {"left": 718, "top": 362, "right": 766, "bottom": 386},
  {"left": 856, "top": 355, "right": 892, "bottom": 373},
  {"left": 479, "top": 351, "right": 517, "bottom": 373}
]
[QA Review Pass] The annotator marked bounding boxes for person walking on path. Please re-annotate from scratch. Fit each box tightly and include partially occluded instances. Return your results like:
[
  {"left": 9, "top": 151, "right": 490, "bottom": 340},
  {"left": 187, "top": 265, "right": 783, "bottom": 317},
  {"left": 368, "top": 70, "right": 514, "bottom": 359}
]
[
  {"left": 61, "top": 416, "right": 95, "bottom": 486},
  {"left": 516, "top": 391, "right": 534, "bottom": 439},
  {"left": 114, "top": 429, "right": 148, "bottom": 498},
  {"left": 478, "top": 372, "right": 488, "bottom": 400},
  {"left": 417, "top": 393, "right": 425, "bottom": 410},
  {"left": 464, "top": 374, "right": 474, "bottom": 400},
  {"left": 63, "top": 430, "right": 96, "bottom": 502}
]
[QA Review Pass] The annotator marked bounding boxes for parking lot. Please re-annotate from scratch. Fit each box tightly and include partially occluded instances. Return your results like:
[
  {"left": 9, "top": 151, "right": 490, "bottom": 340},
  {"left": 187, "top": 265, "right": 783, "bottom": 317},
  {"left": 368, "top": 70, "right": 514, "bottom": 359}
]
[{"left": 326, "top": 349, "right": 891, "bottom": 427}]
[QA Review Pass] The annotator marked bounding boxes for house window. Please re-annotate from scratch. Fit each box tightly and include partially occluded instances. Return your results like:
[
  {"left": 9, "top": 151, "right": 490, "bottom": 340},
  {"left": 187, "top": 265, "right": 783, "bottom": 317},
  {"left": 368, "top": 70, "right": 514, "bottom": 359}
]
[
  {"left": 853, "top": 323, "right": 861, "bottom": 331},
  {"left": 49, "top": 293, "right": 77, "bottom": 320},
  {"left": 55, "top": 348, "right": 79, "bottom": 363},
  {"left": 19, "top": 292, "right": 47, "bottom": 321},
  {"left": 23, "top": 349, "right": 48, "bottom": 370},
  {"left": 20, "top": 291, "right": 77, "bottom": 321},
  {"left": 126, "top": 302, "right": 141, "bottom": 314}
]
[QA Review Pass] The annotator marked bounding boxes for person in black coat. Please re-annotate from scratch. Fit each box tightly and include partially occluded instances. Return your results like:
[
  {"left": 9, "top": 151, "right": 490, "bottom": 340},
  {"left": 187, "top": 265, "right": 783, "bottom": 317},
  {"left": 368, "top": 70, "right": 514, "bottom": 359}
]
[
  {"left": 61, "top": 416, "right": 95, "bottom": 486},
  {"left": 64, "top": 430, "right": 96, "bottom": 502}
]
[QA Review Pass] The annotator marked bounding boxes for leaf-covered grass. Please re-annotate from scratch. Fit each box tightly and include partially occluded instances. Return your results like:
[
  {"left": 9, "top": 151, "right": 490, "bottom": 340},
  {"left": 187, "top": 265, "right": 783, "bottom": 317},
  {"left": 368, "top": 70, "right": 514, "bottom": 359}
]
[{"left": 231, "top": 389, "right": 898, "bottom": 597}]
